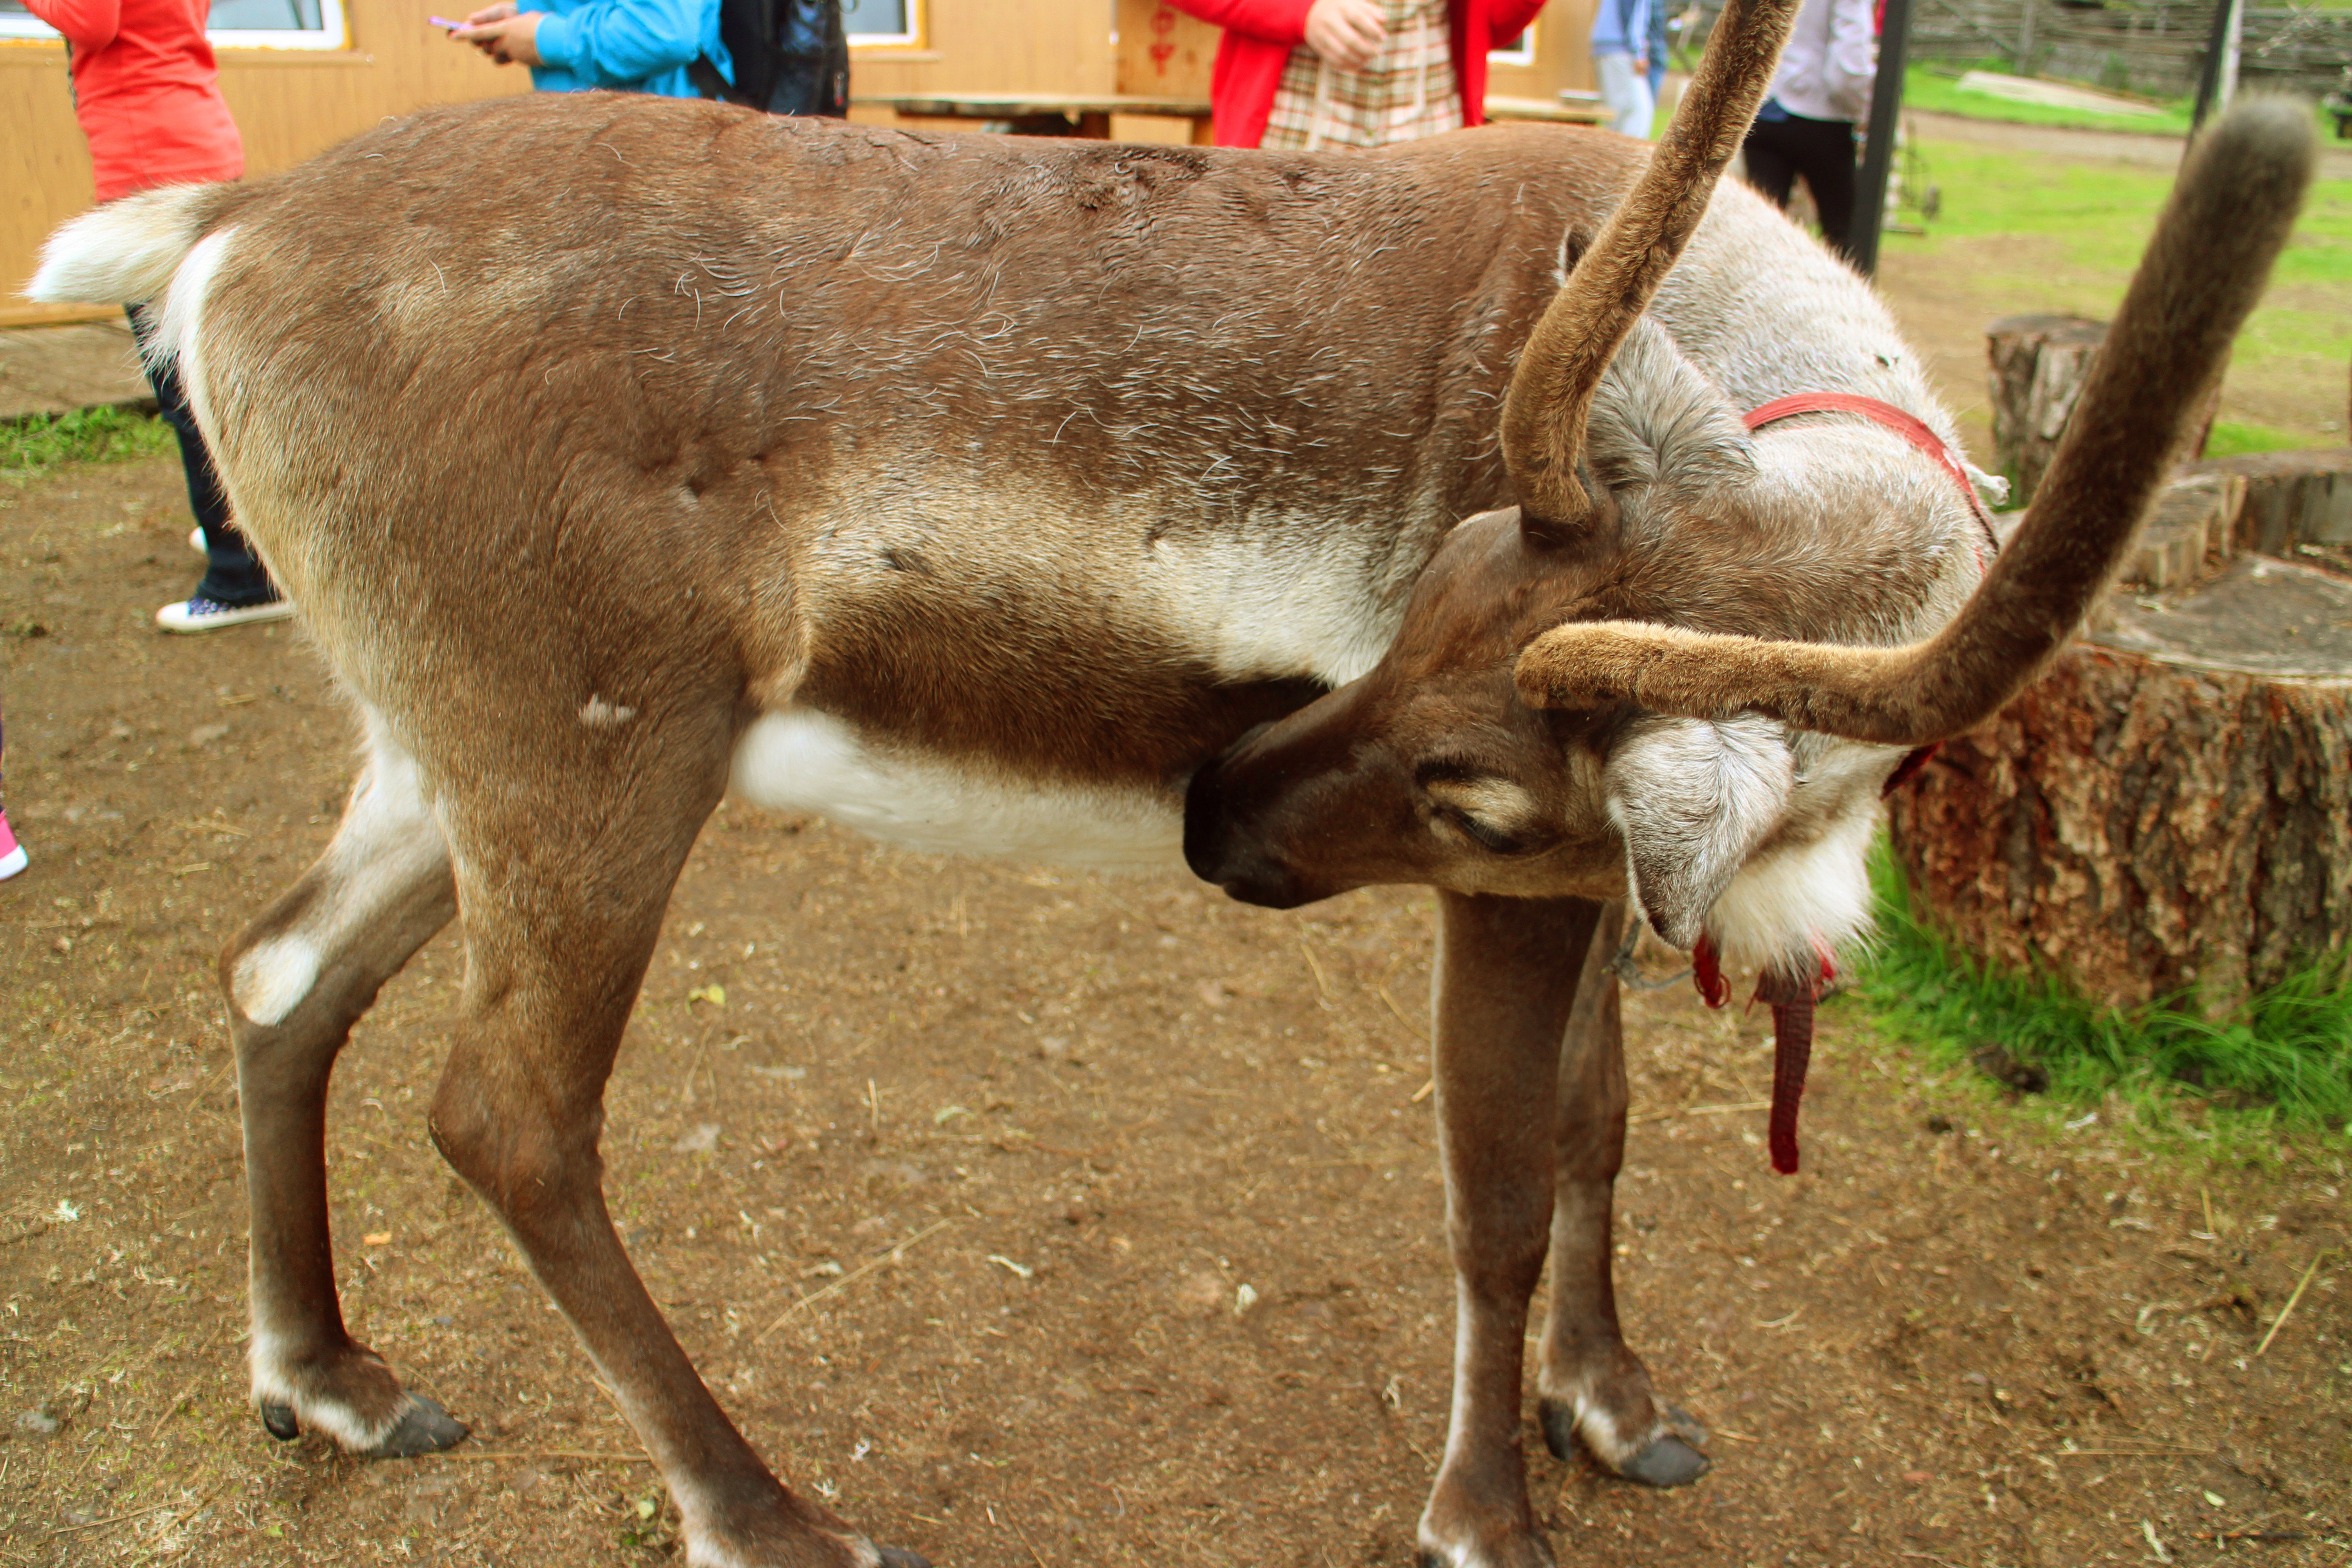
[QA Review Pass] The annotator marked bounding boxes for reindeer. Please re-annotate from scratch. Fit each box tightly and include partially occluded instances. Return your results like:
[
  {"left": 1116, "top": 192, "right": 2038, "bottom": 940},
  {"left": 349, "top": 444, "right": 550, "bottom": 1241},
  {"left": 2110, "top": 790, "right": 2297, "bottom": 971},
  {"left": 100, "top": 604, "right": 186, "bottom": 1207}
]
[{"left": 29, "top": 0, "right": 2311, "bottom": 1549}]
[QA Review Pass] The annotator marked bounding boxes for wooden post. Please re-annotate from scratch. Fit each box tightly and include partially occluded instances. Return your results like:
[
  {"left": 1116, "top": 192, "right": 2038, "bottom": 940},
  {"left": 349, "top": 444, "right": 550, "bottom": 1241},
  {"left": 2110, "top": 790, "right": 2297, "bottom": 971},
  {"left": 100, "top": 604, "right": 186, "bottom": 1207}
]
[{"left": 2190, "top": 0, "right": 2246, "bottom": 132}]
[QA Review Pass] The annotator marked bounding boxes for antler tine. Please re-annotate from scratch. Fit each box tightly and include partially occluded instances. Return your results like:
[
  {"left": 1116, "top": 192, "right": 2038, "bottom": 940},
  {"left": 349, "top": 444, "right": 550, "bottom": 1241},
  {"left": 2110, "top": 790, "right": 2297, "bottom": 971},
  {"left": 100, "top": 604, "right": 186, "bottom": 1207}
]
[
  {"left": 1499, "top": 0, "right": 1802, "bottom": 541},
  {"left": 1514, "top": 95, "right": 2317, "bottom": 745}
]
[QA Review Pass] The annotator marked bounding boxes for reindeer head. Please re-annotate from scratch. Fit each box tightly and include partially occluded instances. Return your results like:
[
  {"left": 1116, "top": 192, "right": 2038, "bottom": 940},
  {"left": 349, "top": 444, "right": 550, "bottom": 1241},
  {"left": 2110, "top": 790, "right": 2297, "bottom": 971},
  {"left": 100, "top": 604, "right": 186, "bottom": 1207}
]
[{"left": 1187, "top": 30, "right": 2315, "bottom": 992}]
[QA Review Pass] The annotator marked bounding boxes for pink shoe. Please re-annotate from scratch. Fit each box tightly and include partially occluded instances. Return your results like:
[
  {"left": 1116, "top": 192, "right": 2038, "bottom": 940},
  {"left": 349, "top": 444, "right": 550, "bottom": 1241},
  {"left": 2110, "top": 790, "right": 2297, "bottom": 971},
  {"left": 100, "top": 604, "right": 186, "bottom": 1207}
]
[{"left": 0, "top": 809, "right": 23, "bottom": 881}]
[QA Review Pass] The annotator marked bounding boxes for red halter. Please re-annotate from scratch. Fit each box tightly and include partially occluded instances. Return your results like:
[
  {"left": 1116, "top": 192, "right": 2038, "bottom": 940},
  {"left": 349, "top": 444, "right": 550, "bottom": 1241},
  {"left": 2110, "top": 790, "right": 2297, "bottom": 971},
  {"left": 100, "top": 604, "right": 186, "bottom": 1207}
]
[{"left": 1743, "top": 391, "right": 2002, "bottom": 553}]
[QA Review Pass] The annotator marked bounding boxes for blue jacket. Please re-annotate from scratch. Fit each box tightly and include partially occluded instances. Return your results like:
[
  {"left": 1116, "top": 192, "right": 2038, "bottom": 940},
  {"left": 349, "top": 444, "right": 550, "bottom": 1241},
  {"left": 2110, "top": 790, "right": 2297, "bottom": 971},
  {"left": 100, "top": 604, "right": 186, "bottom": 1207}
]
[
  {"left": 1589, "top": 0, "right": 1651, "bottom": 58},
  {"left": 521, "top": 0, "right": 729, "bottom": 98}
]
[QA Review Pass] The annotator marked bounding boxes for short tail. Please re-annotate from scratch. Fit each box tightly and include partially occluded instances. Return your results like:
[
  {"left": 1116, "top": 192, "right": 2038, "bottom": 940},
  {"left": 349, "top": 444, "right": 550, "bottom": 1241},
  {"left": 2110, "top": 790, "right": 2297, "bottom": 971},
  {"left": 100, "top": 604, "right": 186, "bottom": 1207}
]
[{"left": 28, "top": 184, "right": 241, "bottom": 308}]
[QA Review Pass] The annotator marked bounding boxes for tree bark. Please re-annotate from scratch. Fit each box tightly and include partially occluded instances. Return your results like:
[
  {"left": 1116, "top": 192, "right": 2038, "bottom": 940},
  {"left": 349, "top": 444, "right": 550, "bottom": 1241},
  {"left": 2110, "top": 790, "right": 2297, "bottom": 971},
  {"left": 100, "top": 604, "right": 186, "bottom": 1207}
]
[
  {"left": 1988, "top": 314, "right": 2222, "bottom": 509},
  {"left": 1888, "top": 558, "right": 2352, "bottom": 1014},
  {"left": 1988, "top": 314, "right": 2107, "bottom": 509}
]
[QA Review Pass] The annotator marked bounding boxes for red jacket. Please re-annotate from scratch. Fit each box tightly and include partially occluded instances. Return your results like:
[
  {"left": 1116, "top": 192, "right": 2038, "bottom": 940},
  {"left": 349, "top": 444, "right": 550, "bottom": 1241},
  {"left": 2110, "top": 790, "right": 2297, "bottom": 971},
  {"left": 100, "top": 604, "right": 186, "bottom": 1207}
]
[
  {"left": 1171, "top": 0, "right": 1549, "bottom": 149},
  {"left": 24, "top": 0, "right": 243, "bottom": 203}
]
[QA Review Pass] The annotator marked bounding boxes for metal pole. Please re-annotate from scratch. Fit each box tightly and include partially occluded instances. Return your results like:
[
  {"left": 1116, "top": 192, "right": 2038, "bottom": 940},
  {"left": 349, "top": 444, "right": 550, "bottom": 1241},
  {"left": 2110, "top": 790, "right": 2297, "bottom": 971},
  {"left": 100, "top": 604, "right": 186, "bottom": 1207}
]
[
  {"left": 2190, "top": 0, "right": 2241, "bottom": 132},
  {"left": 2218, "top": 0, "right": 2244, "bottom": 113},
  {"left": 1849, "top": 0, "right": 1911, "bottom": 277}
]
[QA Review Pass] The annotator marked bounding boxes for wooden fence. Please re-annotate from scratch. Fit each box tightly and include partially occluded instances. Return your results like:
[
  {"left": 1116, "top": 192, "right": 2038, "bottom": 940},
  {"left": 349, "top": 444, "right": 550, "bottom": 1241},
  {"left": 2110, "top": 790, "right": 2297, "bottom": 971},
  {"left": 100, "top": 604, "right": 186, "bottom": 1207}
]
[{"left": 1908, "top": 0, "right": 2352, "bottom": 99}]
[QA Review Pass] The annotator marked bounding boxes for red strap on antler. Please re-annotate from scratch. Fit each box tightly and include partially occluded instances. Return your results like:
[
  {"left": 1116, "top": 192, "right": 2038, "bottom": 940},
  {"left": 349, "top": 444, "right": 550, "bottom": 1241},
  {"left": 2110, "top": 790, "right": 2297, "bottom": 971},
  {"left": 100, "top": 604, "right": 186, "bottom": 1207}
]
[{"left": 1744, "top": 392, "right": 2000, "bottom": 554}]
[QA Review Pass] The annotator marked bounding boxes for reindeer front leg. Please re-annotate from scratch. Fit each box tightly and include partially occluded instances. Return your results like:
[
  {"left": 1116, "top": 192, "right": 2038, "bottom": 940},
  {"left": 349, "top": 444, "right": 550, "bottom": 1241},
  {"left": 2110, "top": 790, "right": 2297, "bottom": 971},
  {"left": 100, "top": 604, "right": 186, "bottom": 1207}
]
[
  {"left": 1534, "top": 899, "right": 1710, "bottom": 1488},
  {"left": 1419, "top": 893, "right": 1602, "bottom": 1568}
]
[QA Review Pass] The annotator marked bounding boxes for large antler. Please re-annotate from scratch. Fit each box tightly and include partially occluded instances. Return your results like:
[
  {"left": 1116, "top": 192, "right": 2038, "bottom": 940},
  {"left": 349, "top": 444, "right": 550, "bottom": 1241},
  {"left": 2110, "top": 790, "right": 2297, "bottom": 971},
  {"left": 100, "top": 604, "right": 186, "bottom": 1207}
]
[
  {"left": 1514, "top": 96, "right": 2317, "bottom": 742},
  {"left": 1499, "top": 0, "right": 1801, "bottom": 539}
]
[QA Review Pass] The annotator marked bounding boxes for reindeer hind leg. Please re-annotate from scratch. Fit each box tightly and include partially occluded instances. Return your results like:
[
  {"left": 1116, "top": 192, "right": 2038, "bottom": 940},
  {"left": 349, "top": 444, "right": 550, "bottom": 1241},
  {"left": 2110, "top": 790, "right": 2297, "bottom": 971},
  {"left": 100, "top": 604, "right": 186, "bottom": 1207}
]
[
  {"left": 423, "top": 704, "right": 918, "bottom": 1567},
  {"left": 226, "top": 712, "right": 465, "bottom": 1455}
]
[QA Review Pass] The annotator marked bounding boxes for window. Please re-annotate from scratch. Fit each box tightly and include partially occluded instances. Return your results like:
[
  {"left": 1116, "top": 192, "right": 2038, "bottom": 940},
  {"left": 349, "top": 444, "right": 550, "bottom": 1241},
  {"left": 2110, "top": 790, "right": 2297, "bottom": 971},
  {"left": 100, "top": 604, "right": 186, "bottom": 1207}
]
[
  {"left": 1489, "top": 25, "right": 1535, "bottom": 66},
  {"left": 0, "top": 0, "right": 351, "bottom": 49},
  {"left": 843, "top": 0, "right": 920, "bottom": 48}
]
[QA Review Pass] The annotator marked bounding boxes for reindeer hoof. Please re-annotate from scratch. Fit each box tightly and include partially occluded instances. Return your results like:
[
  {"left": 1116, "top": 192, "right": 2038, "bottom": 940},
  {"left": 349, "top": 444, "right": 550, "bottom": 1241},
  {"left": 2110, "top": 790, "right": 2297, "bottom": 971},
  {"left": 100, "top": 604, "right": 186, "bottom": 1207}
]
[
  {"left": 259, "top": 1400, "right": 301, "bottom": 1442},
  {"left": 1537, "top": 1400, "right": 1710, "bottom": 1487},
  {"left": 879, "top": 1548, "right": 933, "bottom": 1568},
  {"left": 1538, "top": 1399, "right": 1578, "bottom": 1462},
  {"left": 361, "top": 1395, "right": 470, "bottom": 1459},
  {"left": 1415, "top": 1539, "right": 1557, "bottom": 1568},
  {"left": 1618, "top": 1431, "right": 1709, "bottom": 1489}
]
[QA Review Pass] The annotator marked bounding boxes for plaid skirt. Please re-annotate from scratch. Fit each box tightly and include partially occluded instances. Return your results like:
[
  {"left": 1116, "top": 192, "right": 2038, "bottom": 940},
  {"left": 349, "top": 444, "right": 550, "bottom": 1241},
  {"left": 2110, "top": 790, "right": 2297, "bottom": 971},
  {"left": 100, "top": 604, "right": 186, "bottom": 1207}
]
[{"left": 1262, "top": 0, "right": 1463, "bottom": 152}]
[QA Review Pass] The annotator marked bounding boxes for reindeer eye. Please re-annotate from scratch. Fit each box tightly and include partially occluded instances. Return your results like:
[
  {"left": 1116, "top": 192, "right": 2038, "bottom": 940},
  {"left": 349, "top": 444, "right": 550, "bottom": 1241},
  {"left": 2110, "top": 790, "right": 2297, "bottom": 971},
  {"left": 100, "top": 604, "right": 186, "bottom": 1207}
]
[{"left": 1441, "top": 808, "right": 1524, "bottom": 856}]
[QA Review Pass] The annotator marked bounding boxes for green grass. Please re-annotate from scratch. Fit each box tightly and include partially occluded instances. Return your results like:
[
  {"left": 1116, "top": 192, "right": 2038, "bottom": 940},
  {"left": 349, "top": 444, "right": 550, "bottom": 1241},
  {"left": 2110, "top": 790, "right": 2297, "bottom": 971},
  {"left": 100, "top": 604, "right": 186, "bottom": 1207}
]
[
  {"left": 1849, "top": 845, "right": 2352, "bottom": 1139},
  {"left": 1891, "top": 139, "right": 2352, "bottom": 287},
  {"left": 0, "top": 405, "right": 172, "bottom": 485},
  {"left": 2202, "top": 418, "right": 2313, "bottom": 458},
  {"left": 1880, "top": 136, "right": 2352, "bottom": 418},
  {"left": 1905, "top": 60, "right": 2198, "bottom": 137}
]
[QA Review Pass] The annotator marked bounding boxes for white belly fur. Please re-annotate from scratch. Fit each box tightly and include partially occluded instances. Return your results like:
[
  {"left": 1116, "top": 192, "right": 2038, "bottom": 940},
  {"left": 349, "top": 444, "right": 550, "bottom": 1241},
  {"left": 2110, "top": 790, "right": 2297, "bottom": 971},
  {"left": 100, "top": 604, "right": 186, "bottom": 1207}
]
[{"left": 729, "top": 709, "right": 1186, "bottom": 870}]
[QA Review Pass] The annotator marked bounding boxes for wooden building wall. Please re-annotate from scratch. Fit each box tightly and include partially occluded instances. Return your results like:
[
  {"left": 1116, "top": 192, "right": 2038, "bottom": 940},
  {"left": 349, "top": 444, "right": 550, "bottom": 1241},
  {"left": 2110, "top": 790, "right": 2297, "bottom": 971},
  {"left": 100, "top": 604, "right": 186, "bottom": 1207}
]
[
  {"left": 851, "top": 0, "right": 1118, "bottom": 101},
  {"left": 1491, "top": 2, "right": 1602, "bottom": 100}
]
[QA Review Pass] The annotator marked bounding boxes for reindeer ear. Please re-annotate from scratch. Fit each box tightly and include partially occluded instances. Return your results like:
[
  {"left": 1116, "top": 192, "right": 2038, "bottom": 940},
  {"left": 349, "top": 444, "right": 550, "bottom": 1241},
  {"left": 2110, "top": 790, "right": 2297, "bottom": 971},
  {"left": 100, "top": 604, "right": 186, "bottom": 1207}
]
[
  {"left": 1602, "top": 715, "right": 1793, "bottom": 949},
  {"left": 1583, "top": 317, "right": 1755, "bottom": 514}
]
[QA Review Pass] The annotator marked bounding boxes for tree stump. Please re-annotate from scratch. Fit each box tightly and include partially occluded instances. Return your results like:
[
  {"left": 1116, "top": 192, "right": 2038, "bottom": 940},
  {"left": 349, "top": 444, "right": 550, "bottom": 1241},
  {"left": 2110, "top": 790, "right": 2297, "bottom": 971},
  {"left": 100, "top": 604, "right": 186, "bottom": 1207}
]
[
  {"left": 2198, "top": 445, "right": 2352, "bottom": 562},
  {"left": 1988, "top": 314, "right": 2221, "bottom": 508},
  {"left": 1888, "top": 464, "right": 2352, "bottom": 1014},
  {"left": 1988, "top": 314, "right": 2108, "bottom": 508}
]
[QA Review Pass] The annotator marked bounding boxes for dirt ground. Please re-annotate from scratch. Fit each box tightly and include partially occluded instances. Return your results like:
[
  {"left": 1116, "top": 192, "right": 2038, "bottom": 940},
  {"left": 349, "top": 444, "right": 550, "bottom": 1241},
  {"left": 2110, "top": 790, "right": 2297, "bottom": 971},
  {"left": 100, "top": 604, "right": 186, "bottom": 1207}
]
[{"left": 4, "top": 207, "right": 2351, "bottom": 1564}]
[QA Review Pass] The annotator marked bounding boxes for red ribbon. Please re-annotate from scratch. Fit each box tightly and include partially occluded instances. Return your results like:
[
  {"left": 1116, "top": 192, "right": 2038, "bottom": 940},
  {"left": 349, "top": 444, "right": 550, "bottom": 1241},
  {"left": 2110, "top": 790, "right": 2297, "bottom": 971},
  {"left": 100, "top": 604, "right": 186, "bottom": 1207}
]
[
  {"left": 1765, "top": 994, "right": 1813, "bottom": 1176},
  {"left": 1692, "top": 934, "right": 1728, "bottom": 1009},
  {"left": 1883, "top": 742, "right": 1940, "bottom": 796},
  {"left": 1750, "top": 950, "right": 1837, "bottom": 1176}
]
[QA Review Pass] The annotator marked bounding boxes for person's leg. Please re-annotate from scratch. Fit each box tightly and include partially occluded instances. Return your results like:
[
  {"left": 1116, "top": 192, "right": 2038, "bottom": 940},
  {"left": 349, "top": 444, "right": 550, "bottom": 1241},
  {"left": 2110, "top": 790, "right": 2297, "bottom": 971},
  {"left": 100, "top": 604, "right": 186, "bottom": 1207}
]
[
  {"left": 1741, "top": 118, "right": 1800, "bottom": 209},
  {"left": 125, "top": 305, "right": 290, "bottom": 630},
  {"left": 1624, "top": 69, "right": 1656, "bottom": 139},
  {"left": 1794, "top": 116, "right": 1861, "bottom": 261},
  {"left": 0, "top": 699, "right": 23, "bottom": 881},
  {"left": 1597, "top": 52, "right": 1656, "bottom": 138}
]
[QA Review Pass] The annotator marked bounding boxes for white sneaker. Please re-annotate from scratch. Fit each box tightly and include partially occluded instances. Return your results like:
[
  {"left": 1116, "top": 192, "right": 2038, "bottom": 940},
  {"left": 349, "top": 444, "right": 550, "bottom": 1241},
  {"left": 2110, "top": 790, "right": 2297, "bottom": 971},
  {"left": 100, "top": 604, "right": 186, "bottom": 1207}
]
[
  {"left": 188, "top": 525, "right": 207, "bottom": 557},
  {"left": 156, "top": 595, "right": 295, "bottom": 633}
]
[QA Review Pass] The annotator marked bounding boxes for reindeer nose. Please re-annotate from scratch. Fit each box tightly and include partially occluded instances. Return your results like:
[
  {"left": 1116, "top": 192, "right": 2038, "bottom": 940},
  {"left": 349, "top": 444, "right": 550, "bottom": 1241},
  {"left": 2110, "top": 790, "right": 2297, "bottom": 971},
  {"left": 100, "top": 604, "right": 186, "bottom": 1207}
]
[
  {"left": 1181, "top": 752, "right": 1244, "bottom": 885},
  {"left": 1183, "top": 744, "right": 1306, "bottom": 907}
]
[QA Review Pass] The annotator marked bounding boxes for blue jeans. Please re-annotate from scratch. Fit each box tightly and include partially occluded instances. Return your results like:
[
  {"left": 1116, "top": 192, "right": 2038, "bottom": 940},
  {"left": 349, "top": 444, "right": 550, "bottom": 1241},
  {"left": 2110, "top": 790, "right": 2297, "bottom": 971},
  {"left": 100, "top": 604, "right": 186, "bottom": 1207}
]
[
  {"left": 124, "top": 304, "right": 278, "bottom": 608},
  {"left": 1595, "top": 52, "right": 1654, "bottom": 139}
]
